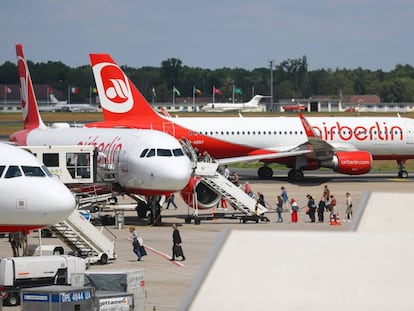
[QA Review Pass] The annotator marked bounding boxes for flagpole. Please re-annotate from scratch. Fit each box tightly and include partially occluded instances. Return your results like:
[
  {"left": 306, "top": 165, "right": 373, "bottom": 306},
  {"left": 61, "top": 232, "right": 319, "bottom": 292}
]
[
  {"left": 172, "top": 87, "right": 175, "bottom": 106},
  {"left": 4, "top": 86, "right": 6, "bottom": 104},
  {"left": 232, "top": 85, "right": 235, "bottom": 104},
  {"left": 89, "top": 86, "right": 92, "bottom": 106},
  {"left": 68, "top": 86, "right": 70, "bottom": 105},
  {"left": 212, "top": 86, "right": 215, "bottom": 104},
  {"left": 192, "top": 86, "right": 195, "bottom": 112}
]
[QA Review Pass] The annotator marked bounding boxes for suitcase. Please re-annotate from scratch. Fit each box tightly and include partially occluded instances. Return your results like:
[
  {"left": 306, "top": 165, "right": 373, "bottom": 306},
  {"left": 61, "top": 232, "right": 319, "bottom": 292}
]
[{"left": 174, "top": 244, "right": 183, "bottom": 257}]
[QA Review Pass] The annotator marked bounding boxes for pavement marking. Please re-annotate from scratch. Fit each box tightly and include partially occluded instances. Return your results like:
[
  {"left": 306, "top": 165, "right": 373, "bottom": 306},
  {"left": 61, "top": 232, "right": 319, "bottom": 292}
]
[{"left": 144, "top": 244, "right": 185, "bottom": 267}]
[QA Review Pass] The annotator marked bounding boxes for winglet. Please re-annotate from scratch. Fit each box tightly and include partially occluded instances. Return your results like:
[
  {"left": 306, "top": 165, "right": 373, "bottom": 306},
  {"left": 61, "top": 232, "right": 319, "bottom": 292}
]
[{"left": 299, "top": 112, "right": 318, "bottom": 138}]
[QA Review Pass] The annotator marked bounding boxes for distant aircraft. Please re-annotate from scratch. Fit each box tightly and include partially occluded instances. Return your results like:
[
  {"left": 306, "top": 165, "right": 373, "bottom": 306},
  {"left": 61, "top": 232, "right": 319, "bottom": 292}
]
[
  {"left": 39, "top": 94, "right": 100, "bottom": 112},
  {"left": 0, "top": 142, "right": 76, "bottom": 233},
  {"left": 11, "top": 44, "right": 193, "bottom": 198},
  {"left": 282, "top": 103, "right": 306, "bottom": 112},
  {"left": 201, "top": 95, "right": 269, "bottom": 112},
  {"left": 87, "top": 53, "right": 414, "bottom": 183}
]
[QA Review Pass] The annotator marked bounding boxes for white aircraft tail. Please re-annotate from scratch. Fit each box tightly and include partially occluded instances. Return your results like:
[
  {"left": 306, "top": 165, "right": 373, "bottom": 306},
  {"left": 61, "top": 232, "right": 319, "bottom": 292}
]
[
  {"left": 246, "top": 95, "right": 270, "bottom": 107},
  {"left": 49, "top": 93, "right": 67, "bottom": 105}
]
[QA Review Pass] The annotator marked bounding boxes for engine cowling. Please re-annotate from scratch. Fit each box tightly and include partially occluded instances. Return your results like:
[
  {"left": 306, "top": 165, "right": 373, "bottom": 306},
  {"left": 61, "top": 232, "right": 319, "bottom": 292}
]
[
  {"left": 180, "top": 176, "right": 221, "bottom": 209},
  {"left": 330, "top": 151, "right": 372, "bottom": 175}
]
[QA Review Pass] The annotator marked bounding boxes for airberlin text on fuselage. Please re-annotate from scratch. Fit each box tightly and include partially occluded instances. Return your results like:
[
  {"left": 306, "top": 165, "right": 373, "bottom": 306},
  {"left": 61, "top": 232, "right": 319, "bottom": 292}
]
[
  {"left": 77, "top": 136, "right": 122, "bottom": 163},
  {"left": 312, "top": 121, "right": 403, "bottom": 141}
]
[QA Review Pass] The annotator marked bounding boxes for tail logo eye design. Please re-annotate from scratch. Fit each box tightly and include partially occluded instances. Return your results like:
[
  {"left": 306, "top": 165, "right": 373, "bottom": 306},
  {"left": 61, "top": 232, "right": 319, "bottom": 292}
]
[{"left": 93, "top": 62, "right": 133, "bottom": 113}]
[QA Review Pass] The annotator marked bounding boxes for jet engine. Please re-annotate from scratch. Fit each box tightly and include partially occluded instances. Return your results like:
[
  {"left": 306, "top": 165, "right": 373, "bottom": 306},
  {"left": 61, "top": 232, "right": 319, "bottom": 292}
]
[
  {"left": 322, "top": 151, "right": 372, "bottom": 175},
  {"left": 180, "top": 176, "right": 221, "bottom": 209}
]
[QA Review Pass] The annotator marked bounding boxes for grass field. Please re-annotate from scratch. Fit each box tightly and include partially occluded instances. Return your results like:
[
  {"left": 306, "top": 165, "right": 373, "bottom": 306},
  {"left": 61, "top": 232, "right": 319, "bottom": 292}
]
[{"left": 2, "top": 111, "right": 414, "bottom": 171}]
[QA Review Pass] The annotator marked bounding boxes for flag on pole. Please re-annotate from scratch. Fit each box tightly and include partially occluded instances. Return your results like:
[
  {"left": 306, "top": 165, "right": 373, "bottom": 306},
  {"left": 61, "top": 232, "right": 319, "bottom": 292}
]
[
  {"left": 4, "top": 86, "right": 12, "bottom": 94},
  {"left": 90, "top": 86, "right": 97, "bottom": 94},
  {"left": 234, "top": 87, "right": 243, "bottom": 95},
  {"left": 193, "top": 86, "right": 202, "bottom": 95},
  {"left": 173, "top": 86, "right": 181, "bottom": 96},
  {"left": 71, "top": 87, "right": 79, "bottom": 94},
  {"left": 213, "top": 86, "right": 222, "bottom": 95},
  {"left": 152, "top": 86, "right": 156, "bottom": 98}
]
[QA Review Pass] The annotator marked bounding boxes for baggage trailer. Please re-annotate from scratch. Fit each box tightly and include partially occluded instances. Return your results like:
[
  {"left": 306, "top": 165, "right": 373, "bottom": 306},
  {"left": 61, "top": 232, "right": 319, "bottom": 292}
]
[{"left": 0, "top": 255, "right": 86, "bottom": 306}]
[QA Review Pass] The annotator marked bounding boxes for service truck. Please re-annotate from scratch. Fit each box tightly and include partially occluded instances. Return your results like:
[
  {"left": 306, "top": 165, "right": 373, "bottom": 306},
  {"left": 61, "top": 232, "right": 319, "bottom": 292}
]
[{"left": 0, "top": 255, "right": 87, "bottom": 306}]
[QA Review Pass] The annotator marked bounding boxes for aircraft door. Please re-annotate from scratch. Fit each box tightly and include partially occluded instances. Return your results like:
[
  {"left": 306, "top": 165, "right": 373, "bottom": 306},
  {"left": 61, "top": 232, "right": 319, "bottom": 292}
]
[{"left": 407, "top": 128, "right": 414, "bottom": 144}]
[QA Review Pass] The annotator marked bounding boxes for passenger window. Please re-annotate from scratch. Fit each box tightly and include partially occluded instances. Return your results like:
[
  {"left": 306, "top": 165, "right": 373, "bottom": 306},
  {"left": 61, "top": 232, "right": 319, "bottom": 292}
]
[
  {"left": 173, "top": 149, "right": 184, "bottom": 156},
  {"left": 0, "top": 165, "right": 5, "bottom": 177},
  {"left": 5, "top": 166, "right": 22, "bottom": 178},
  {"left": 146, "top": 149, "right": 156, "bottom": 157},
  {"left": 140, "top": 149, "right": 149, "bottom": 158},
  {"left": 157, "top": 149, "right": 172, "bottom": 157},
  {"left": 22, "top": 166, "right": 46, "bottom": 177}
]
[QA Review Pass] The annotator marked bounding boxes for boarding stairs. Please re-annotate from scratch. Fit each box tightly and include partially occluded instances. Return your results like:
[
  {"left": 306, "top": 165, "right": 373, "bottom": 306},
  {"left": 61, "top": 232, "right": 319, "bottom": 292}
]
[
  {"left": 49, "top": 210, "right": 116, "bottom": 265},
  {"left": 196, "top": 162, "right": 268, "bottom": 217},
  {"left": 70, "top": 184, "right": 118, "bottom": 212}
]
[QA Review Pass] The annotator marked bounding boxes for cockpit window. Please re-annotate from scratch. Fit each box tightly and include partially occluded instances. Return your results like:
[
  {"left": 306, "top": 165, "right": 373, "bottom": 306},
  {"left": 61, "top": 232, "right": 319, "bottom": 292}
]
[
  {"left": 157, "top": 149, "right": 172, "bottom": 157},
  {"left": 22, "top": 166, "right": 46, "bottom": 177},
  {"left": 140, "top": 149, "right": 149, "bottom": 158},
  {"left": 41, "top": 165, "right": 53, "bottom": 177},
  {"left": 5, "top": 166, "right": 22, "bottom": 178},
  {"left": 146, "top": 149, "right": 156, "bottom": 157},
  {"left": 0, "top": 166, "right": 5, "bottom": 177},
  {"left": 173, "top": 148, "right": 184, "bottom": 156}
]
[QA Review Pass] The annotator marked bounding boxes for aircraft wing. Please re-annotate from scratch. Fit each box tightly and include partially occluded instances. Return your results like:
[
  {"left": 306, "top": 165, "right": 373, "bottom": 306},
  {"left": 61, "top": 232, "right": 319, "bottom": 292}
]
[
  {"left": 216, "top": 113, "right": 342, "bottom": 165},
  {"left": 216, "top": 149, "right": 312, "bottom": 165}
]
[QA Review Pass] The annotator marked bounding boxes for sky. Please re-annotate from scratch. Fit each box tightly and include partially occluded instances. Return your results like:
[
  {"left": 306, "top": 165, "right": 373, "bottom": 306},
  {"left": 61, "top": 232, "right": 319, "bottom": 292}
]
[{"left": 1, "top": 0, "right": 413, "bottom": 71}]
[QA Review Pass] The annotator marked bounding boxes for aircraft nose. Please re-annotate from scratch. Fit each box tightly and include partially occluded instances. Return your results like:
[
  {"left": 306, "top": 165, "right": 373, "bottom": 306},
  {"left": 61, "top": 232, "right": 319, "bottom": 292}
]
[{"left": 41, "top": 180, "right": 76, "bottom": 221}]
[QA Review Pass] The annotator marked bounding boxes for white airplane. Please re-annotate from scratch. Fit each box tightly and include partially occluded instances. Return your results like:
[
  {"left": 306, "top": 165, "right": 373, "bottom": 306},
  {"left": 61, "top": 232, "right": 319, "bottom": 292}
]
[
  {"left": 11, "top": 44, "right": 193, "bottom": 198},
  {"left": 38, "top": 94, "right": 100, "bottom": 112},
  {"left": 87, "top": 53, "right": 414, "bottom": 207},
  {"left": 201, "top": 95, "right": 268, "bottom": 112},
  {"left": 0, "top": 142, "right": 76, "bottom": 233}
]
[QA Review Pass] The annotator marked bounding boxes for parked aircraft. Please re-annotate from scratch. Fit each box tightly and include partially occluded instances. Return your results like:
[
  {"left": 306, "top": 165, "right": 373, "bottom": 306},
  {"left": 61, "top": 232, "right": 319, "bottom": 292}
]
[
  {"left": 88, "top": 53, "right": 414, "bottom": 184},
  {"left": 11, "top": 44, "right": 193, "bottom": 199},
  {"left": 282, "top": 103, "right": 306, "bottom": 112},
  {"left": 0, "top": 142, "right": 76, "bottom": 233},
  {"left": 201, "top": 95, "right": 268, "bottom": 112},
  {"left": 38, "top": 94, "right": 100, "bottom": 112}
]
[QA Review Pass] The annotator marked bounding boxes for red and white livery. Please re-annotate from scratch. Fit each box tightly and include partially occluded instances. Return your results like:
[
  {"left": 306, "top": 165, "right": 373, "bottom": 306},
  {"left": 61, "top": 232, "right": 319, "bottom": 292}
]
[
  {"left": 10, "top": 44, "right": 193, "bottom": 196},
  {"left": 0, "top": 142, "right": 76, "bottom": 233},
  {"left": 87, "top": 53, "right": 414, "bottom": 181}
]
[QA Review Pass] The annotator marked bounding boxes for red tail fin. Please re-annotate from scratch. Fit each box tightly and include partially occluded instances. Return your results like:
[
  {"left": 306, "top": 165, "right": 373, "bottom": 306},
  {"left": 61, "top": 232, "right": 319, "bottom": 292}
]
[
  {"left": 89, "top": 54, "right": 161, "bottom": 122},
  {"left": 15, "top": 44, "right": 45, "bottom": 130}
]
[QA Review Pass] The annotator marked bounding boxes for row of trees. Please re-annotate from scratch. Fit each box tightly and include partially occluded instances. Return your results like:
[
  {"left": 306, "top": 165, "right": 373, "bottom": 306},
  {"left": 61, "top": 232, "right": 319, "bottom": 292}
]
[{"left": 1, "top": 56, "right": 414, "bottom": 103}]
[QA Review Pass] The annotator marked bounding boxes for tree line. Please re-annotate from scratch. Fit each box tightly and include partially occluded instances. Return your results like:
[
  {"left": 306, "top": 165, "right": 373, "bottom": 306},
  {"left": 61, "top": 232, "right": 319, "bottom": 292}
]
[{"left": 1, "top": 55, "right": 414, "bottom": 103}]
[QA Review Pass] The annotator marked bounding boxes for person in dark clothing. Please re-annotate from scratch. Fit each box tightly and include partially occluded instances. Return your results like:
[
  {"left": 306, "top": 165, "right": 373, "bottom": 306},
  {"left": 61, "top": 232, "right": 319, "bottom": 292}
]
[
  {"left": 165, "top": 193, "right": 178, "bottom": 209},
  {"left": 170, "top": 223, "right": 185, "bottom": 261},
  {"left": 317, "top": 198, "right": 325, "bottom": 222},
  {"left": 306, "top": 194, "right": 316, "bottom": 222}
]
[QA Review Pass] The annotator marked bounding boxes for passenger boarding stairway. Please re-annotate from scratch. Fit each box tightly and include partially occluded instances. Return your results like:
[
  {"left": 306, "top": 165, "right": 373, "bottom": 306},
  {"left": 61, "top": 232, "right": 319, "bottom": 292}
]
[
  {"left": 49, "top": 210, "right": 116, "bottom": 265},
  {"left": 196, "top": 162, "right": 268, "bottom": 217}
]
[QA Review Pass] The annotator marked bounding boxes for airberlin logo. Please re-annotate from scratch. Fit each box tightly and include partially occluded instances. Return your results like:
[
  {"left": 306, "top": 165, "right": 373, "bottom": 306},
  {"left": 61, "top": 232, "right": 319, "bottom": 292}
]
[
  {"left": 312, "top": 122, "right": 403, "bottom": 141},
  {"left": 77, "top": 136, "right": 122, "bottom": 164},
  {"left": 92, "top": 62, "right": 133, "bottom": 113}
]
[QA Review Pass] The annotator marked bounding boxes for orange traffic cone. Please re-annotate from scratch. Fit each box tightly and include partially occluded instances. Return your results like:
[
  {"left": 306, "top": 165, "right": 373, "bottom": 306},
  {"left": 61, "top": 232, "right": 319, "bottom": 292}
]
[
  {"left": 330, "top": 213, "right": 336, "bottom": 226},
  {"left": 336, "top": 213, "right": 341, "bottom": 225}
]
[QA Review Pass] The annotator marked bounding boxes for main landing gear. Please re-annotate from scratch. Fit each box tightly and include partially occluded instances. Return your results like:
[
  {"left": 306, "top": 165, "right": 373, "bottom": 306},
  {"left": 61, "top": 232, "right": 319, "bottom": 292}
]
[
  {"left": 257, "top": 165, "right": 305, "bottom": 182},
  {"left": 397, "top": 160, "right": 409, "bottom": 178}
]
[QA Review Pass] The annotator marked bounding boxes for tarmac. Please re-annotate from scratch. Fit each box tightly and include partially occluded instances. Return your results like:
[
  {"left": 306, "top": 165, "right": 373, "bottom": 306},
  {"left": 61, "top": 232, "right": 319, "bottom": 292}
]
[{"left": 1, "top": 171, "right": 413, "bottom": 310}]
